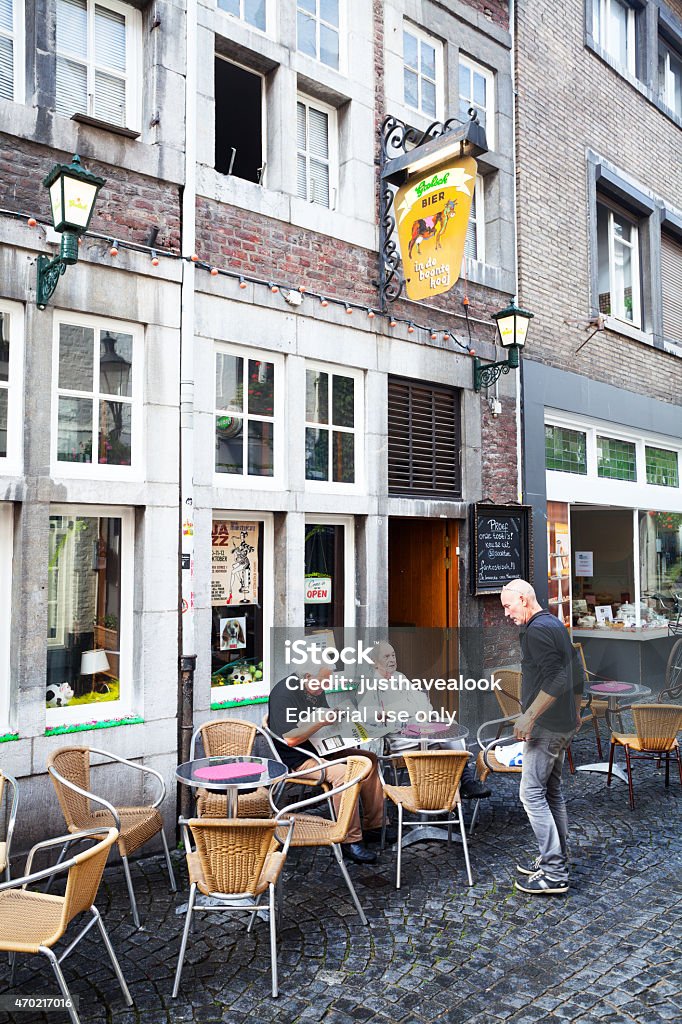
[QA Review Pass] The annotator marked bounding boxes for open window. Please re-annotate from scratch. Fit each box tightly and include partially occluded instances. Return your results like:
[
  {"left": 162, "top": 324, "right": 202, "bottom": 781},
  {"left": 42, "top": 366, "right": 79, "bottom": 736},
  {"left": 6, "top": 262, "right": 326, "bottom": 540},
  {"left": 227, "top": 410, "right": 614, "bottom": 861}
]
[{"left": 215, "top": 56, "right": 264, "bottom": 183}]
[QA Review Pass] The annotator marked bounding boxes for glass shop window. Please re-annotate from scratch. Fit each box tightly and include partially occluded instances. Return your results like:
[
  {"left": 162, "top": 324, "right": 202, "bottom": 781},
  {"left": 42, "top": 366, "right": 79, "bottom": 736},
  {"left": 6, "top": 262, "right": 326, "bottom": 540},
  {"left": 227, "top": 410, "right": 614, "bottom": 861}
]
[
  {"left": 210, "top": 519, "right": 265, "bottom": 694},
  {"left": 304, "top": 522, "right": 345, "bottom": 633}
]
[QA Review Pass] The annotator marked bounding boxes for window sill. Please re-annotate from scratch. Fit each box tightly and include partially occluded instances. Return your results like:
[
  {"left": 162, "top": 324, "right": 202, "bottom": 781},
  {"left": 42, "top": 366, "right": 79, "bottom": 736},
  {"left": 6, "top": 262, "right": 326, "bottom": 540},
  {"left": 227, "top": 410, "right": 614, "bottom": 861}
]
[
  {"left": 71, "top": 113, "right": 140, "bottom": 139},
  {"left": 211, "top": 696, "right": 268, "bottom": 710},
  {"left": 603, "top": 316, "right": 652, "bottom": 346},
  {"left": 585, "top": 39, "right": 682, "bottom": 131},
  {"left": 44, "top": 715, "right": 143, "bottom": 738},
  {"left": 0, "top": 732, "right": 19, "bottom": 743}
]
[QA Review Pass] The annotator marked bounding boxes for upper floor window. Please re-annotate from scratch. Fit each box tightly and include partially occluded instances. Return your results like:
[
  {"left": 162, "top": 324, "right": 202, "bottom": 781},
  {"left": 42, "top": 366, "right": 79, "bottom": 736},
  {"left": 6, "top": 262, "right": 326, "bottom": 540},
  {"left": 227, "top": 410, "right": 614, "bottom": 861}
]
[
  {"left": 388, "top": 377, "right": 461, "bottom": 498},
  {"left": 463, "top": 175, "right": 485, "bottom": 264},
  {"left": 661, "top": 229, "right": 682, "bottom": 344},
  {"left": 596, "top": 198, "right": 641, "bottom": 328},
  {"left": 545, "top": 424, "right": 587, "bottom": 475},
  {"left": 55, "top": 0, "right": 141, "bottom": 130},
  {"left": 297, "top": 0, "right": 340, "bottom": 70},
  {"left": 658, "top": 37, "right": 682, "bottom": 118},
  {"left": 52, "top": 316, "right": 141, "bottom": 475},
  {"left": 0, "top": 0, "right": 24, "bottom": 102},
  {"left": 0, "top": 301, "right": 23, "bottom": 472},
  {"left": 215, "top": 57, "right": 264, "bottom": 183},
  {"left": 215, "top": 345, "right": 281, "bottom": 482},
  {"left": 459, "top": 56, "right": 494, "bottom": 148},
  {"left": 305, "top": 364, "right": 361, "bottom": 487},
  {"left": 297, "top": 95, "right": 336, "bottom": 207},
  {"left": 593, "top": 0, "right": 636, "bottom": 73},
  {"left": 218, "top": 0, "right": 266, "bottom": 33},
  {"left": 403, "top": 24, "right": 442, "bottom": 119}
]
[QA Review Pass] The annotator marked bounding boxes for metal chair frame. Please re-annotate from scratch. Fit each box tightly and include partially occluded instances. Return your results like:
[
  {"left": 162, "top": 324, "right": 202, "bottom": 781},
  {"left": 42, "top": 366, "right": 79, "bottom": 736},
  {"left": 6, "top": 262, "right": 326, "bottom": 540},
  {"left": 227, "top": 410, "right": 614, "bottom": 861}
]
[
  {"left": 47, "top": 747, "right": 176, "bottom": 928},
  {"left": 269, "top": 761, "right": 372, "bottom": 926},
  {"left": 0, "top": 828, "right": 132, "bottom": 1024},
  {"left": 173, "top": 816, "right": 295, "bottom": 999},
  {"left": 378, "top": 751, "right": 474, "bottom": 890},
  {"left": 189, "top": 717, "right": 281, "bottom": 761},
  {"left": 0, "top": 771, "right": 19, "bottom": 881}
]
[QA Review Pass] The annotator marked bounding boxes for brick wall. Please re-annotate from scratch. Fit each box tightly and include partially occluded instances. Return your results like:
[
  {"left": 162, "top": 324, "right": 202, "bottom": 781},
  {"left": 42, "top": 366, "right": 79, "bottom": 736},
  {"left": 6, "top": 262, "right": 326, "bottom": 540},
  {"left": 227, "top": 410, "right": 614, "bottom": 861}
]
[
  {"left": 515, "top": 0, "right": 682, "bottom": 404},
  {"left": 0, "top": 134, "right": 181, "bottom": 251}
]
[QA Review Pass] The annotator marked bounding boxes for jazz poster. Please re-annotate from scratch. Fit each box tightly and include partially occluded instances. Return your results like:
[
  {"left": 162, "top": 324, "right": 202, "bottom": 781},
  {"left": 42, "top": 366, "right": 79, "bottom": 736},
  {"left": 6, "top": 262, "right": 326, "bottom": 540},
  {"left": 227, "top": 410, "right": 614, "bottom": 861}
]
[
  {"left": 395, "top": 156, "right": 477, "bottom": 301},
  {"left": 211, "top": 521, "right": 259, "bottom": 606}
]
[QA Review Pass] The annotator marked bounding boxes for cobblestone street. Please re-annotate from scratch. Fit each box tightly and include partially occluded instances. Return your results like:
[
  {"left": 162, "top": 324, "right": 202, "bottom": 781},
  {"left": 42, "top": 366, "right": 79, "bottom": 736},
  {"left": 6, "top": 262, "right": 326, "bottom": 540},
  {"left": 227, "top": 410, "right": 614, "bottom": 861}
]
[{"left": 2, "top": 735, "right": 680, "bottom": 1024}]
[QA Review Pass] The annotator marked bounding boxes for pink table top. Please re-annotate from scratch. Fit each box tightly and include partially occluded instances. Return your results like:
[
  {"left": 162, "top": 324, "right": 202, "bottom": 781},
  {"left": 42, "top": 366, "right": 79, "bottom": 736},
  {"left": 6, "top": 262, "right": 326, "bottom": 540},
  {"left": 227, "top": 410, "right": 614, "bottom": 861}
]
[
  {"left": 403, "top": 721, "right": 451, "bottom": 736},
  {"left": 193, "top": 764, "right": 265, "bottom": 781},
  {"left": 589, "top": 681, "right": 636, "bottom": 694}
]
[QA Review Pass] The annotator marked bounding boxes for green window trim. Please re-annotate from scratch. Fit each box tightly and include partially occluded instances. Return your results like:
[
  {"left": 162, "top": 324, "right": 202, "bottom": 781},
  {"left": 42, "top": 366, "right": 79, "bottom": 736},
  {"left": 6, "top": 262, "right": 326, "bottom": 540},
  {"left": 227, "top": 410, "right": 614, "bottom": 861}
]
[
  {"left": 211, "top": 696, "right": 268, "bottom": 711},
  {"left": 44, "top": 715, "right": 143, "bottom": 737}
]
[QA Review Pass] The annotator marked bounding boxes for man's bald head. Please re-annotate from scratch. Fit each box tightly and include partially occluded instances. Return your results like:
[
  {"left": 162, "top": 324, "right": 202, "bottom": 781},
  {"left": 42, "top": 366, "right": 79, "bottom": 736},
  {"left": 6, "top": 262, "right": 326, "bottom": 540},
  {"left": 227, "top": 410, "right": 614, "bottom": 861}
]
[{"left": 500, "top": 579, "right": 542, "bottom": 625}]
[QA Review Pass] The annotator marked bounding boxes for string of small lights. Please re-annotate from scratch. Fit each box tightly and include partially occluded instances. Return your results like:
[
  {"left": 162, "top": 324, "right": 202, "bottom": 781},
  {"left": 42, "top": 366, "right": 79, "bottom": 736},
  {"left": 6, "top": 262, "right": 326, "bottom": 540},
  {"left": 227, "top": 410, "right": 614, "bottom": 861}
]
[{"left": 2, "top": 208, "right": 489, "bottom": 355}]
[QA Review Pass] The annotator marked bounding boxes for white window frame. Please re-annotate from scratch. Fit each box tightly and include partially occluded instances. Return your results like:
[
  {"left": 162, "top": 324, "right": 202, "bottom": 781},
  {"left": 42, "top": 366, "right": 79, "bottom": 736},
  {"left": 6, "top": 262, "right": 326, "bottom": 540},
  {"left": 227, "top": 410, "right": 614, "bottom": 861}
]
[
  {"left": 402, "top": 21, "right": 444, "bottom": 122},
  {"left": 215, "top": 55, "right": 267, "bottom": 183},
  {"left": 51, "top": 312, "right": 143, "bottom": 481},
  {"left": 545, "top": 411, "right": 682, "bottom": 512},
  {"left": 0, "top": 299, "right": 24, "bottom": 476},
  {"left": 658, "top": 36, "right": 682, "bottom": 117},
  {"left": 594, "top": 0, "right": 636, "bottom": 74},
  {"left": 463, "top": 174, "right": 486, "bottom": 266},
  {"left": 304, "top": 360, "right": 364, "bottom": 494},
  {"left": 296, "top": 0, "right": 344, "bottom": 72},
  {"left": 296, "top": 93, "right": 338, "bottom": 209},
  {"left": 0, "top": 504, "right": 12, "bottom": 732},
  {"left": 597, "top": 200, "right": 642, "bottom": 329},
  {"left": 304, "top": 514, "right": 355, "bottom": 628},
  {"left": 55, "top": 0, "right": 142, "bottom": 132},
  {"left": 213, "top": 342, "right": 284, "bottom": 489},
  {"left": 216, "top": 0, "right": 275, "bottom": 36},
  {"left": 0, "top": 0, "right": 25, "bottom": 103},
  {"left": 210, "top": 510, "right": 274, "bottom": 706},
  {"left": 45, "top": 504, "right": 135, "bottom": 728},
  {"left": 458, "top": 54, "right": 495, "bottom": 150}
]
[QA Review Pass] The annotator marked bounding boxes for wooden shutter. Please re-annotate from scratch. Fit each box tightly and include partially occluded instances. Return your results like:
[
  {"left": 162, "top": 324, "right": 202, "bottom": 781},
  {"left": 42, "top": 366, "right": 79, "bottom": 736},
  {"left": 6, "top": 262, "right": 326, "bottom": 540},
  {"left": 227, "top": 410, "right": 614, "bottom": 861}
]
[
  {"left": 661, "top": 230, "right": 682, "bottom": 344},
  {"left": 388, "top": 377, "right": 461, "bottom": 498}
]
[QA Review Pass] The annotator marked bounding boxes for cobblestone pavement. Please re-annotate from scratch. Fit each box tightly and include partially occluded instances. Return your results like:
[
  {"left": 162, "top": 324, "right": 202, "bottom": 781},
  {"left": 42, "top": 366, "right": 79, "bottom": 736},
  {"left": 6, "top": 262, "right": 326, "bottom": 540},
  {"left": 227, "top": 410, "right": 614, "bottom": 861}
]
[{"left": 1, "top": 734, "right": 680, "bottom": 1024}]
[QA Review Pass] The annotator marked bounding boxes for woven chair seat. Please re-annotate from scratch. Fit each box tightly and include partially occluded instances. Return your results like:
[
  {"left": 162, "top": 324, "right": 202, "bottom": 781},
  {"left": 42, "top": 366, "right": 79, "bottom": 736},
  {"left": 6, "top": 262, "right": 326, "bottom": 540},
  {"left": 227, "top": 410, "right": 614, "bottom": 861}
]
[
  {"left": 0, "top": 840, "right": 6, "bottom": 873},
  {"left": 275, "top": 812, "right": 341, "bottom": 847},
  {"left": 0, "top": 889, "right": 67, "bottom": 953},
  {"left": 89, "top": 806, "right": 163, "bottom": 856},
  {"left": 476, "top": 749, "right": 522, "bottom": 783},
  {"left": 196, "top": 787, "right": 272, "bottom": 818},
  {"left": 612, "top": 733, "right": 679, "bottom": 753}
]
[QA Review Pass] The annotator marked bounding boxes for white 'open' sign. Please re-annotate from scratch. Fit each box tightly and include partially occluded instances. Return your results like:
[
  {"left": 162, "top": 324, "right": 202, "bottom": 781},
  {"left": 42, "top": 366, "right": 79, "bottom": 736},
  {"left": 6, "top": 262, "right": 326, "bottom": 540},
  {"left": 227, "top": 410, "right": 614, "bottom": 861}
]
[{"left": 304, "top": 576, "right": 332, "bottom": 603}]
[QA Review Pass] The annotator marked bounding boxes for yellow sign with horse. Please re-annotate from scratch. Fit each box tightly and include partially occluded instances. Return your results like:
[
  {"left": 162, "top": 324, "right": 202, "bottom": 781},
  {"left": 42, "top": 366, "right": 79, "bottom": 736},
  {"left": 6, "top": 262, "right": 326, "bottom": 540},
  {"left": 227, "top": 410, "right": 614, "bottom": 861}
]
[{"left": 395, "top": 156, "right": 477, "bottom": 301}]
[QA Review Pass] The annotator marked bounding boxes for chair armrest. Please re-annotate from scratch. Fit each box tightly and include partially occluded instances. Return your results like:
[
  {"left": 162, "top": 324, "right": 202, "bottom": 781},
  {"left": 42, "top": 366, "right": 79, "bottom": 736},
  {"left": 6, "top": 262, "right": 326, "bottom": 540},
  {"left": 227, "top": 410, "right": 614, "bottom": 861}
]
[
  {"left": 178, "top": 817, "right": 195, "bottom": 854},
  {"left": 273, "top": 763, "right": 363, "bottom": 818},
  {"left": 89, "top": 747, "right": 167, "bottom": 808},
  {"left": 476, "top": 714, "right": 521, "bottom": 750},
  {"left": 267, "top": 763, "right": 328, "bottom": 813},
  {"left": 1, "top": 772, "right": 19, "bottom": 868},
  {"left": 18, "top": 828, "right": 115, "bottom": 886},
  {"left": 47, "top": 766, "right": 121, "bottom": 829}
]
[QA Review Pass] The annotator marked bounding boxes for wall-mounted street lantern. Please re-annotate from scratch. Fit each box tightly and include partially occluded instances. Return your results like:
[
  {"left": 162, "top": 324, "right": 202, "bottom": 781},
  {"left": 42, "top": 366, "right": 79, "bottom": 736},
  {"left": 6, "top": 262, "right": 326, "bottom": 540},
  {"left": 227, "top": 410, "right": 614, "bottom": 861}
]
[
  {"left": 473, "top": 300, "right": 534, "bottom": 392},
  {"left": 36, "top": 154, "right": 105, "bottom": 310}
]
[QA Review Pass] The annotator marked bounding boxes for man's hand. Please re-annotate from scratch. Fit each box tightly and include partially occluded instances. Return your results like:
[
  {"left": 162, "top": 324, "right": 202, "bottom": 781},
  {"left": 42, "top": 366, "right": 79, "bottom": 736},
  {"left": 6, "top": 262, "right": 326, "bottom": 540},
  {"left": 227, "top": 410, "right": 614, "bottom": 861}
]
[{"left": 513, "top": 712, "right": 534, "bottom": 741}]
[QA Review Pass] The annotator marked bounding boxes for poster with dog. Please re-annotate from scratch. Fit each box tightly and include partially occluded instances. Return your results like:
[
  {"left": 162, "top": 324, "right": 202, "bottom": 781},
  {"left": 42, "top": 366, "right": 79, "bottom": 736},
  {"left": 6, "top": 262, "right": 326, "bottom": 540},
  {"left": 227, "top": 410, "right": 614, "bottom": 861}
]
[{"left": 219, "top": 616, "right": 247, "bottom": 651}]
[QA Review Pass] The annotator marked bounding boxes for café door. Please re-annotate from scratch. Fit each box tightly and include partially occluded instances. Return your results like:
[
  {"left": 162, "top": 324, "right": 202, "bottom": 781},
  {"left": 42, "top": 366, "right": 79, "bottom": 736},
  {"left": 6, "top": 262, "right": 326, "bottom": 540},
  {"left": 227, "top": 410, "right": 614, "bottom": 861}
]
[{"left": 388, "top": 518, "right": 459, "bottom": 711}]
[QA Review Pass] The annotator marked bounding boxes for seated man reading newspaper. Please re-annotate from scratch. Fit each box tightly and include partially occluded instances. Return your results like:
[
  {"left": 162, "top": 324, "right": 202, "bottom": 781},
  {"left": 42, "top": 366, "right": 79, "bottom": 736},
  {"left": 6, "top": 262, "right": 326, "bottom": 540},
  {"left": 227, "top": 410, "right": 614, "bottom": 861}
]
[
  {"left": 356, "top": 642, "right": 491, "bottom": 800},
  {"left": 268, "top": 653, "right": 396, "bottom": 864}
]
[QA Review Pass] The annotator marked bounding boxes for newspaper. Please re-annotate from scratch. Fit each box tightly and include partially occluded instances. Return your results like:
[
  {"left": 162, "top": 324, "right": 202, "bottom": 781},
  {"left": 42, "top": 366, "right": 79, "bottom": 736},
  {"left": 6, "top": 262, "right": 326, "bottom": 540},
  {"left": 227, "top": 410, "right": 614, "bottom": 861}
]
[{"left": 308, "top": 720, "right": 370, "bottom": 756}]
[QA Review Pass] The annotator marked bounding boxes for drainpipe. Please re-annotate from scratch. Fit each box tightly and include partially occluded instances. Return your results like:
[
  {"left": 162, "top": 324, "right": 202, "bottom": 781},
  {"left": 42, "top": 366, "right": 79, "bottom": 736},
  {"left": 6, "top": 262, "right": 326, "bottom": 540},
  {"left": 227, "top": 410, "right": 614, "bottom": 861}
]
[
  {"left": 509, "top": 0, "right": 523, "bottom": 503},
  {"left": 178, "top": 0, "right": 198, "bottom": 818}
]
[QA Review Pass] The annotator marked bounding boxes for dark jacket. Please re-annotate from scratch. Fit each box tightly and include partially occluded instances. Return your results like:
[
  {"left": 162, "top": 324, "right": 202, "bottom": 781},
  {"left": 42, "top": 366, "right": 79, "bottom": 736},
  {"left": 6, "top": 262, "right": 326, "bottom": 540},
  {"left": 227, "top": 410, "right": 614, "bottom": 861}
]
[{"left": 521, "top": 610, "right": 585, "bottom": 735}]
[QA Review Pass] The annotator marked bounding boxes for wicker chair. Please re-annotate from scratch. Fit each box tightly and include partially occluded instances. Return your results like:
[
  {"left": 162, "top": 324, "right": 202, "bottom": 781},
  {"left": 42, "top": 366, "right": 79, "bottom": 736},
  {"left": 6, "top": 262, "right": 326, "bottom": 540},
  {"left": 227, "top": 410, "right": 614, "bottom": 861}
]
[
  {"left": 381, "top": 750, "right": 473, "bottom": 890},
  {"left": 173, "top": 816, "right": 294, "bottom": 999},
  {"left": 0, "top": 770, "right": 19, "bottom": 881},
  {"left": 190, "top": 718, "right": 278, "bottom": 818},
  {"left": 261, "top": 716, "right": 330, "bottom": 794},
  {"left": 573, "top": 642, "right": 608, "bottom": 757},
  {"left": 608, "top": 703, "right": 682, "bottom": 809},
  {"left": 270, "top": 756, "right": 374, "bottom": 926},
  {"left": 476, "top": 670, "right": 525, "bottom": 787},
  {"left": 0, "top": 827, "right": 132, "bottom": 1024},
  {"left": 47, "top": 747, "right": 176, "bottom": 928}
]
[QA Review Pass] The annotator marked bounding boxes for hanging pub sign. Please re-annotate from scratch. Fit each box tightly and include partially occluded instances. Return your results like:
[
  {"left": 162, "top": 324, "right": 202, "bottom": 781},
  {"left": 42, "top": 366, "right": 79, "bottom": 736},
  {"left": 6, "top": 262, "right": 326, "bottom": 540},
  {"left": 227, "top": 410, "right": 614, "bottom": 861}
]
[
  {"left": 304, "top": 575, "right": 332, "bottom": 604},
  {"left": 396, "top": 155, "right": 477, "bottom": 301}
]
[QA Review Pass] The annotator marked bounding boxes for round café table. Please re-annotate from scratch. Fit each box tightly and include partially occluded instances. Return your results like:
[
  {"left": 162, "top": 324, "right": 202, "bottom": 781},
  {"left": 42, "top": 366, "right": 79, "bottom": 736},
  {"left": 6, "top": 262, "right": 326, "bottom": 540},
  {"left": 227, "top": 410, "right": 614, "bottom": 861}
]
[
  {"left": 176, "top": 756, "right": 288, "bottom": 817},
  {"left": 576, "top": 681, "right": 652, "bottom": 783}
]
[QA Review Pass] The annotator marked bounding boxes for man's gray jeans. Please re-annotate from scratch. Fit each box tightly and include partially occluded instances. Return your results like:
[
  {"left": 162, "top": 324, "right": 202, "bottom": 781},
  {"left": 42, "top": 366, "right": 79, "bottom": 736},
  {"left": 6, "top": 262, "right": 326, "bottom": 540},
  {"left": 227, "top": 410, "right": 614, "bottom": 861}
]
[{"left": 519, "top": 728, "right": 574, "bottom": 882}]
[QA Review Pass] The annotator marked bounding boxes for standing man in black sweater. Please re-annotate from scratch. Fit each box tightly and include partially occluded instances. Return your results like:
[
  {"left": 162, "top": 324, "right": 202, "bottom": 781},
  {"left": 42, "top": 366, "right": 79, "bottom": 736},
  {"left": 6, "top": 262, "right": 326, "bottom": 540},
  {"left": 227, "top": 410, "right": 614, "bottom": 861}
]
[{"left": 501, "top": 579, "right": 584, "bottom": 895}]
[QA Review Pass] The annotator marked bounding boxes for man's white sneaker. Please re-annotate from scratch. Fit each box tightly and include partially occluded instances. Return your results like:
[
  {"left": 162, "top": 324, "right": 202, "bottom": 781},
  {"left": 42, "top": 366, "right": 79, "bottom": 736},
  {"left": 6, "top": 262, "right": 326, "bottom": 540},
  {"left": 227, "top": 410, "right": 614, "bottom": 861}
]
[{"left": 515, "top": 870, "right": 569, "bottom": 895}]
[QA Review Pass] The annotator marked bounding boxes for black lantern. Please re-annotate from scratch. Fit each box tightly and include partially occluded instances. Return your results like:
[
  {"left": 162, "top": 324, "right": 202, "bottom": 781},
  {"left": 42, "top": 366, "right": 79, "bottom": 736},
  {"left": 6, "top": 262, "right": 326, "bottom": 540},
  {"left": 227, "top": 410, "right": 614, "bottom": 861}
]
[{"left": 473, "top": 300, "right": 534, "bottom": 392}]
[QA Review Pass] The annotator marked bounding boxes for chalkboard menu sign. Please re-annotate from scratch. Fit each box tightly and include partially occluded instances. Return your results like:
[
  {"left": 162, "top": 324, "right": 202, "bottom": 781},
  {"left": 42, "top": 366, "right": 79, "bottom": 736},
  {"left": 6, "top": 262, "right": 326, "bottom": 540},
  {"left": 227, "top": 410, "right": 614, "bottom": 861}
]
[{"left": 471, "top": 503, "right": 532, "bottom": 596}]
